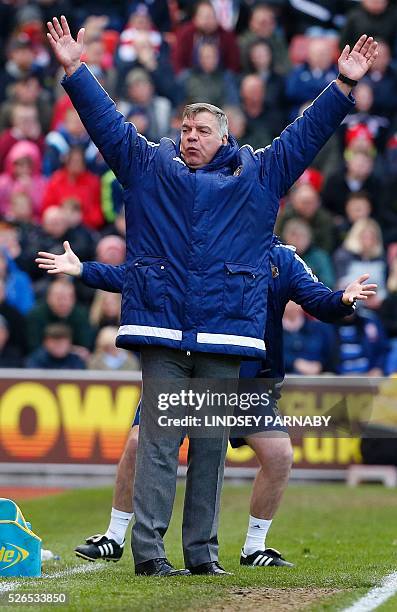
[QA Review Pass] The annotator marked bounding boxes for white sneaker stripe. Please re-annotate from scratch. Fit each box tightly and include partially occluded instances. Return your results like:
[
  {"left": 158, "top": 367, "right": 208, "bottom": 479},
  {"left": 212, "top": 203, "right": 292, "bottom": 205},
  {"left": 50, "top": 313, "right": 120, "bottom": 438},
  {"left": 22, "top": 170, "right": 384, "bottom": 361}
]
[
  {"left": 108, "top": 543, "right": 113, "bottom": 555},
  {"left": 264, "top": 557, "right": 273, "bottom": 566},
  {"left": 253, "top": 555, "right": 263, "bottom": 566},
  {"left": 98, "top": 545, "right": 104, "bottom": 556},
  {"left": 259, "top": 556, "right": 268, "bottom": 566}
]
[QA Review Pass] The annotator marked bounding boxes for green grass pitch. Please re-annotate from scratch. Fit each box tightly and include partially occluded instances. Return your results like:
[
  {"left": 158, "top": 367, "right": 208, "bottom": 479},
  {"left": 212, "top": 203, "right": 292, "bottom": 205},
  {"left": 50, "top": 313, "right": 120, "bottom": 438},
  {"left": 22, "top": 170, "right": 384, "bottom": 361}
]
[{"left": 1, "top": 483, "right": 397, "bottom": 611}]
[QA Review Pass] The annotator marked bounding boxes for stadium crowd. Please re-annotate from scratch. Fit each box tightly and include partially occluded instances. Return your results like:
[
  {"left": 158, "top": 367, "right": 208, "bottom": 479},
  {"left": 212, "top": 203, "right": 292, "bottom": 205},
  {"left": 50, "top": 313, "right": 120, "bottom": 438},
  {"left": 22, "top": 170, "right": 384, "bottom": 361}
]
[{"left": 0, "top": 0, "right": 396, "bottom": 375}]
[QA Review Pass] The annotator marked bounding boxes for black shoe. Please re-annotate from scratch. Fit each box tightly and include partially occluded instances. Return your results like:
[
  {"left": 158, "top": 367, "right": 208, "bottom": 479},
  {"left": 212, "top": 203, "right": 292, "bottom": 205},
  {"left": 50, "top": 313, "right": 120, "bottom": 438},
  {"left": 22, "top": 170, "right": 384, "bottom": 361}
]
[
  {"left": 240, "top": 547, "right": 293, "bottom": 567},
  {"left": 74, "top": 534, "right": 124, "bottom": 562},
  {"left": 189, "top": 561, "right": 233, "bottom": 575},
  {"left": 135, "top": 558, "right": 191, "bottom": 577}
]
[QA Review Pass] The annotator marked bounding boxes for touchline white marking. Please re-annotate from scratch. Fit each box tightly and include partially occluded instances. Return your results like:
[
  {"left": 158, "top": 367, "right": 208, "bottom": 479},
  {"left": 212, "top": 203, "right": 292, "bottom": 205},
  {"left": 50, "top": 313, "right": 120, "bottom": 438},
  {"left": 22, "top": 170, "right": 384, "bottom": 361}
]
[
  {"left": 343, "top": 572, "right": 397, "bottom": 612},
  {"left": 0, "top": 563, "right": 103, "bottom": 593}
]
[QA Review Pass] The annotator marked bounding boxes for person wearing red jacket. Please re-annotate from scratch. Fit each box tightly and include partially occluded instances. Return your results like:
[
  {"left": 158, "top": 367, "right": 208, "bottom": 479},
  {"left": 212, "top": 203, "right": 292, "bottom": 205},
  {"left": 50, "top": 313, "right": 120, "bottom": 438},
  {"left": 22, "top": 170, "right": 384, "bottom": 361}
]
[
  {"left": 41, "top": 145, "right": 104, "bottom": 230},
  {"left": 173, "top": 0, "right": 240, "bottom": 74}
]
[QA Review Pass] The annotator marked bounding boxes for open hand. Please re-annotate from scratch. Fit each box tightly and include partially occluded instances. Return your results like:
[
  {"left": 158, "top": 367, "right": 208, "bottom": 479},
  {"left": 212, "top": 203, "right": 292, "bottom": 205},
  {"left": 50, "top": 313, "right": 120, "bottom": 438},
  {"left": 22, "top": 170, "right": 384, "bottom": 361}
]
[
  {"left": 36, "top": 241, "right": 82, "bottom": 276},
  {"left": 338, "top": 35, "right": 378, "bottom": 82},
  {"left": 342, "top": 273, "right": 377, "bottom": 305},
  {"left": 47, "top": 15, "right": 85, "bottom": 76}
]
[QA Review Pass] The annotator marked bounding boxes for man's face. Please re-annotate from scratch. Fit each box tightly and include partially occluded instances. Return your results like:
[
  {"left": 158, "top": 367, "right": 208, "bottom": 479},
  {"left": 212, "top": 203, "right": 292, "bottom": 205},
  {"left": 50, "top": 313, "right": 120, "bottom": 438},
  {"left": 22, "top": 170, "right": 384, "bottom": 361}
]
[
  {"left": 194, "top": 4, "right": 218, "bottom": 34},
  {"left": 44, "top": 336, "right": 72, "bottom": 359},
  {"left": 180, "top": 111, "right": 226, "bottom": 169},
  {"left": 47, "top": 283, "right": 75, "bottom": 318}
]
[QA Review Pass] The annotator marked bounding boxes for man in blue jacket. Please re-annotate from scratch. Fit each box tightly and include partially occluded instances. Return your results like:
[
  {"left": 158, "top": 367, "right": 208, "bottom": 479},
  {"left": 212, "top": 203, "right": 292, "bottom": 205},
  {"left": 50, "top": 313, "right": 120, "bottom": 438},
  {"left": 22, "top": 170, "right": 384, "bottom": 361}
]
[
  {"left": 46, "top": 17, "right": 378, "bottom": 576},
  {"left": 37, "top": 239, "right": 376, "bottom": 568}
]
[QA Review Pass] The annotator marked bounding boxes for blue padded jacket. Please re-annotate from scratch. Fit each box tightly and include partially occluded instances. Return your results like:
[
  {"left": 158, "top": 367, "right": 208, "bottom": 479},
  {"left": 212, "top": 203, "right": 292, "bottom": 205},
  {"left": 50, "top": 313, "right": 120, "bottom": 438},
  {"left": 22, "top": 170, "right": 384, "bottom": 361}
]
[{"left": 64, "top": 65, "right": 353, "bottom": 358}]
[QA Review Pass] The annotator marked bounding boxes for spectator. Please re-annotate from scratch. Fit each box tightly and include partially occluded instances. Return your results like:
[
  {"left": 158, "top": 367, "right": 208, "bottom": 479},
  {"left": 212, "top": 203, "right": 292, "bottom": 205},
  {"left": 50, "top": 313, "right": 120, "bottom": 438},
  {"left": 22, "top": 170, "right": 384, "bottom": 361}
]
[
  {"left": 379, "top": 171, "right": 397, "bottom": 244},
  {"left": 0, "top": 314, "right": 23, "bottom": 367},
  {"left": 117, "top": 4, "right": 165, "bottom": 66},
  {"left": 115, "top": 6, "right": 176, "bottom": 102},
  {"left": 101, "top": 170, "right": 124, "bottom": 224},
  {"left": 173, "top": 0, "right": 240, "bottom": 74},
  {"left": 239, "top": 3, "right": 289, "bottom": 75},
  {"left": 40, "top": 206, "right": 69, "bottom": 252},
  {"left": 0, "top": 140, "right": 46, "bottom": 221},
  {"left": 96, "top": 235, "right": 126, "bottom": 265},
  {"left": 7, "top": 191, "right": 45, "bottom": 279},
  {"left": 82, "top": 36, "right": 112, "bottom": 76},
  {"left": 0, "top": 34, "right": 44, "bottom": 103},
  {"left": 380, "top": 257, "right": 397, "bottom": 373},
  {"left": 61, "top": 198, "right": 97, "bottom": 262},
  {"left": 43, "top": 107, "right": 103, "bottom": 176},
  {"left": 0, "top": 248, "right": 34, "bottom": 315},
  {"left": 336, "top": 191, "right": 373, "bottom": 243},
  {"left": 340, "top": 0, "right": 397, "bottom": 58},
  {"left": 180, "top": 42, "right": 239, "bottom": 107},
  {"left": 341, "top": 81, "right": 390, "bottom": 152},
  {"left": 244, "top": 39, "right": 285, "bottom": 111},
  {"left": 282, "top": 300, "right": 334, "bottom": 374},
  {"left": 101, "top": 206, "right": 126, "bottom": 240},
  {"left": 88, "top": 326, "right": 140, "bottom": 371},
  {"left": 277, "top": 183, "right": 335, "bottom": 253},
  {"left": 321, "top": 149, "right": 380, "bottom": 219},
  {"left": 41, "top": 146, "right": 104, "bottom": 230},
  {"left": 0, "top": 75, "right": 52, "bottom": 133},
  {"left": 332, "top": 308, "right": 388, "bottom": 375},
  {"left": 25, "top": 322, "right": 86, "bottom": 369},
  {"left": 282, "top": 218, "right": 335, "bottom": 288},
  {"left": 27, "top": 277, "right": 93, "bottom": 351},
  {"left": 117, "top": 68, "right": 171, "bottom": 142},
  {"left": 240, "top": 74, "right": 284, "bottom": 150},
  {"left": 126, "top": 0, "right": 171, "bottom": 32},
  {"left": 333, "top": 218, "right": 387, "bottom": 303},
  {"left": 0, "top": 103, "right": 44, "bottom": 172},
  {"left": 224, "top": 105, "right": 247, "bottom": 143},
  {"left": 286, "top": 38, "right": 338, "bottom": 120},
  {"left": 0, "top": 277, "right": 27, "bottom": 357},
  {"left": 90, "top": 290, "right": 121, "bottom": 331},
  {"left": 366, "top": 40, "right": 397, "bottom": 118}
]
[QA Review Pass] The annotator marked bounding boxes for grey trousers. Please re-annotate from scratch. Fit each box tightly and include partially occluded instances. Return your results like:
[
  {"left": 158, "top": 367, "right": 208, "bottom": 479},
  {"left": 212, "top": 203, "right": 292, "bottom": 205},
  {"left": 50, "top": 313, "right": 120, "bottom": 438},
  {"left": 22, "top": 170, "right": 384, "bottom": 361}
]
[{"left": 131, "top": 346, "right": 240, "bottom": 568}]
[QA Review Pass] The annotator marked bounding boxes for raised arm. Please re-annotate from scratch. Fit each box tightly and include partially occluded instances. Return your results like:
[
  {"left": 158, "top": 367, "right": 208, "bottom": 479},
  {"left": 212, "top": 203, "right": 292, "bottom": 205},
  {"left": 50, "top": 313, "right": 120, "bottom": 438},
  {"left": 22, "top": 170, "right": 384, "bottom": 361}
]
[
  {"left": 47, "top": 16, "right": 157, "bottom": 187},
  {"left": 260, "top": 35, "right": 378, "bottom": 199},
  {"left": 287, "top": 253, "right": 377, "bottom": 322},
  {"left": 36, "top": 241, "right": 125, "bottom": 292}
]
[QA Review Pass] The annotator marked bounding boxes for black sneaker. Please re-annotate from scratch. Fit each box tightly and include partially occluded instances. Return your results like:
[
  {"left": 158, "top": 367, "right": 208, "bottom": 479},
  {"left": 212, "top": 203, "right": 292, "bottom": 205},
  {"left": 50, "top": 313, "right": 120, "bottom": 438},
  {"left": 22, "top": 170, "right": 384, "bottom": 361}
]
[
  {"left": 240, "top": 547, "right": 293, "bottom": 567},
  {"left": 74, "top": 534, "right": 124, "bottom": 562}
]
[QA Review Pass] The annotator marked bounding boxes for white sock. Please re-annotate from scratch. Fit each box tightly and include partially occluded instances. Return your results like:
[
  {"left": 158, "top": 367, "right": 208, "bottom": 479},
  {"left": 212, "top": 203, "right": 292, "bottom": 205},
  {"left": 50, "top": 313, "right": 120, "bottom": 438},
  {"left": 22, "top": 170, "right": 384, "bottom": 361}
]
[
  {"left": 243, "top": 515, "right": 272, "bottom": 555},
  {"left": 104, "top": 508, "right": 133, "bottom": 545}
]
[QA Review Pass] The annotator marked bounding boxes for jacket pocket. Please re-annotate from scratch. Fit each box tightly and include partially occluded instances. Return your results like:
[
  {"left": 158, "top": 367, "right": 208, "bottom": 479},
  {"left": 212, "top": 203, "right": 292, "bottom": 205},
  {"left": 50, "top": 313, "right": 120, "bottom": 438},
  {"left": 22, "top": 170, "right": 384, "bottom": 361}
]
[
  {"left": 223, "top": 262, "right": 257, "bottom": 319},
  {"left": 131, "top": 255, "right": 168, "bottom": 312}
]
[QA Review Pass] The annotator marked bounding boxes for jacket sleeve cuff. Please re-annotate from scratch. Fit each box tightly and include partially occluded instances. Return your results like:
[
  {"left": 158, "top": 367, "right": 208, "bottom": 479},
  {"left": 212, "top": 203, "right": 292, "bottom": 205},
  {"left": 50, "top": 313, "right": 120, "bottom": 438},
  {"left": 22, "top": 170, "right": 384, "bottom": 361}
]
[
  {"left": 330, "top": 80, "right": 356, "bottom": 107},
  {"left": 61, "top": 63, "right": 87, "bottom": 83},
  {"left": 81, "top": 262, "right": 90, "bottom": 283},
  {"left": 334, "top": 290, "right": 355, "bottom": 315}
]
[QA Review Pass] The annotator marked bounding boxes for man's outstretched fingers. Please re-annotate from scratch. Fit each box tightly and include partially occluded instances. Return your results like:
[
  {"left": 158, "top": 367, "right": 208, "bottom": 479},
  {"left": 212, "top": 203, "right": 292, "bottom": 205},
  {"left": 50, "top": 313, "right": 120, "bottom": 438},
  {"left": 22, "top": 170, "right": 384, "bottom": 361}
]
[
  {"left": 60, "top": 15, "right": 70, "bottom": 35},
  {"left": 76, "top": 28, "right": 85, "bottom": 46},
  {"left": 359, "top": 36, "right": 373, "bottom": 57},
  {"left": 47, "top": 21, "right": 59, "bottom": 41},
  {"left": 37, "top": 251, "right": 56, "bottom": 259},
  {"left": 352, "top": 34, "right": 368, "bottom": 54},
  {"left": 52, "top": 17, "right": 64, "bottom": 37}
]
